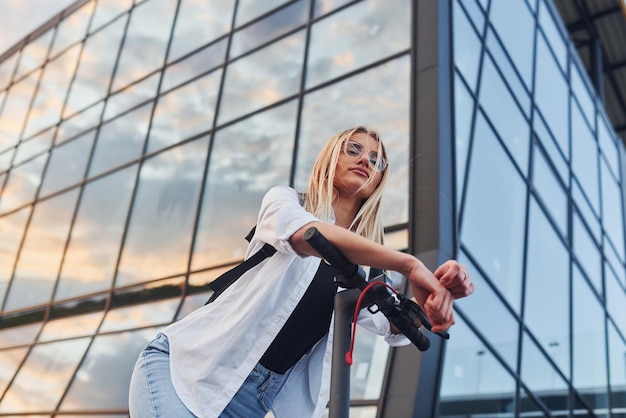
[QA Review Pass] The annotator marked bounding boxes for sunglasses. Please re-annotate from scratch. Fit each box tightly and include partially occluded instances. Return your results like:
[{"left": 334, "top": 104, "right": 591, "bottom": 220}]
[{"left": 343, "top": 139, "right": 388, "bottom": 171}]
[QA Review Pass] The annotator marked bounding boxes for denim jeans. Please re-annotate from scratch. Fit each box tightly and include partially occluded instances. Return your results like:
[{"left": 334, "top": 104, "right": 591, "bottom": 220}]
[{"left": 129, "top": 333, "right": 289, "bottom": 418}]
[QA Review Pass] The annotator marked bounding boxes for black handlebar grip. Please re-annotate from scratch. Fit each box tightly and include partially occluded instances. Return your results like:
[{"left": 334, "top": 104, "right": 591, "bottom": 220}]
[
  {"left": 304, "top": 227, "right": 358, "bottom": 278},
  {"left": 390, "top": 317, "right": 431, "bottom": 351}
]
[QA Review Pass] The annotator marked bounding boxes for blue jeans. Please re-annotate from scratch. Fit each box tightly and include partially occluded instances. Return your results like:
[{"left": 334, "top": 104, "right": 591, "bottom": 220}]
[{"left": 128, "top": 333, "right": 289, "bottom": 418}]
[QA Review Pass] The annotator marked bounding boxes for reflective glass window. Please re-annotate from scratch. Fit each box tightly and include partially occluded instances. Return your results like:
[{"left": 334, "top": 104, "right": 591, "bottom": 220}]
[
  {"left": 532, "top": 145, "right": 567, "bottom": 237},
  {"left": 306, "top": 0, "right": 410, "bottom": 89},
  {"left": 147, "top": 69, "right": 222, "bottom": 154},
  {"left": 13, "top": 31, "right": 53, "bottom": 81},
  {"left": 235, "top": 0, "right": 291, "bottom": 27},
  {"left": 519, "top": 389, "right": 550, "bottom": 417},
  {"left": 440, "top": 316, "right": 516, "bottom": 415},
  {"left": 0, "top": 322, "right": 42, "bottom": 349},
  {"left": 13, "top": 127, "right": 55, "bottom": 166},
  {"left": 56, "top": 103, "right": 103, "bottom": 145},
  {"left": 230, "top": 0, "right": 309, "bottom": 58},
  {"left": 162, "top": 39, "right": 227, "bottom": 92},
  {"left": 64, "top": 16, "right": 127, "bottom": 118},
  {"left": 573, "top": 213, "right": 602, "bottom": 294},
  {"left": 0, "top": 70, "right": 40, "bottom": 151},
  {"left": 524, "top": 199, "right": 570, "bottom": 377},
  {"left": 520, "top": 332, "right": 569, "bottom": 413},
  {"left": 479, "top": 55, "right": 530, "bottom": 174},
  {"left": 598, "top": 113, "right": 619, "bottom": 178},
  {"left": 168, "top": 0, "right": 235, "bottom": 62},
  {"left": 0, "top": 208, "right": 30, "bottom": 305},
  {"left": 571, "top": 100, "right": 599, "bottom": 215},
  {"left": 606, "top": 266, "right": 626, "bottom": 338},
  {"left": 49, "top": 1, "right": 96, "bottom": 58},
  {"left": 4, "top": 189, "right": 79, "bottom": 311},
  {"left": 455, "top": 252, "right": 519, "bottom": 370},
  {"left": 605, "top": 237, "right": 625, "bottom": 288},
  {"left": 453, "top": 0, "right": 482, "bottom": 93},
  {"left": 0, "top": 337, "right": 91, "bottom": 413},
  {"left": 0, "top": 153, "right": 47, "bottom": 214},
  {"left": 0, "top": 53, "right": 18, "bottom": 90},
  {"left": 191, "top": 102, "right": 296, "bottom": 270},
  {"left": 572, "top": 180, "right": 601, "bottom": 244},
  {"left": 489, "top": 0, "right": 534, "bottom": 89},
  {"left": 89, "top": 104, "right": 151, "bottom": 177},
  {"left": 90, "top": 0, "right": 133, "bottom": 32},
  {"left": 0, "top": 347, "right": 29, "bottom": 395},
  {"left": 297, "top": 57, "right": 411, "bottom": 226},
  {"left": 219, "top": 31, "right": 305, "bottom": 124},
  {"left": 601, "top": 160, "right": 625, "bottom": 261},
  {"left": 456, "top": 0, "right": 485, "bottom": 32},
  {"left": 103, "top": 73, "right": 160, "bottom": 121},
  {"left": 572, "top": 266, "right": 608, "bottom": 411},
  {"left": 38, "top": 311, "right": 104, "bottom": 342},
  {"left": 454, "top": 72, "right": 473, "bottom": 208},
  {"left": 23, "top": 44, "right": 81, "bottom": 139},
  {"left": 571, "top": 63, "right": 595, "bottom": 129},
  {"left": 0, "top": 148, "right": 13, "bottom": 173},
  {"left": 100, "top": 298, "right": 180, "bottom": 333},
  {"left": 461, "top": 112, "right": 526, "bottom": 313},
  {"left": 533, "top": 112, "right": 568, "bottom": 184},
  {"left": 115, "top": 137, "right": 208, "bottom": 285},
  {"left": 39, "top": 130, "right": 95, "bottom": 197},
  {"left": 59, "top": 328, "right": 159, "bottom": 411},
  {"left": 538, "top": 0, "right": 567, "bottom": 71},
  {"left": 313, "top": 0, "right": 355, "bottom": 18},
  {"left": 534, "top": 33, "right": 569, "bottom": 159},
  {"left": 112, "top": 0, "right": 177, "bottom": 92},
  {"left": 608, "top": 323, "right": 626, "bottom": 410},
  {"left": 56, "top": 166, "right": 137, "bottom": 300}
]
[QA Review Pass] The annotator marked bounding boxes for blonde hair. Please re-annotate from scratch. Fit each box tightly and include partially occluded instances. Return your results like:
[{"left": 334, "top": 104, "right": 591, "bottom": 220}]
[{"left": 303, "top": 126, "right": 389, "bottom": 244}]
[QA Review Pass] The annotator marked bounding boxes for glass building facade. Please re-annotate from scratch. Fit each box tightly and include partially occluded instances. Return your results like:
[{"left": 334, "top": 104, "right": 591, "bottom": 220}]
[{"left": 0, "top": 0, "right": 623, "bottom": 417}]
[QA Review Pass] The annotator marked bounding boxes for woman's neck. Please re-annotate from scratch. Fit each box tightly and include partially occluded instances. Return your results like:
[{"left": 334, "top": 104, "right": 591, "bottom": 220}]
[{"left": 333, "top": 196, "right": 362, "bottom": 229}]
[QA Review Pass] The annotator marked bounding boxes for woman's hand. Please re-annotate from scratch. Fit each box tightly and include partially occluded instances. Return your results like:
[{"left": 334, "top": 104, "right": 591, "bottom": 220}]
[{"left": 434, "top": 260, "right": 475, "bottom": 299}]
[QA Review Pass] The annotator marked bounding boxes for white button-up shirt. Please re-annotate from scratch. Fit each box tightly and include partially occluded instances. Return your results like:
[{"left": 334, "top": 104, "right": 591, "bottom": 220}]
[{"left": 163, "top": 185, "right": 409, "bottom": 418}]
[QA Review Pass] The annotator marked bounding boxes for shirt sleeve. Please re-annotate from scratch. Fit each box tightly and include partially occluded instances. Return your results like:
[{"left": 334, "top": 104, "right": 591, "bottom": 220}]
[{"left": 356, "top": 309, "right": 411, "bottom": 347}]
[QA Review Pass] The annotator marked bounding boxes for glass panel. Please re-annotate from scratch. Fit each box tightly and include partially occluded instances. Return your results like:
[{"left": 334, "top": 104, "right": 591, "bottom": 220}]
[
  {"left": 147, "top": 69, "right": 222, "bottom": 154},
  {"left": 534, "top": 112, "right": 568, "bottom": 184},
  {"left": 297, "top": 57, "right": 411, "bottom": 227},
  {"left": 13, "top": 127, "right": 55, "bottom": 166},
  {"left": 102, "top": 73, "right": 160, "bottom": 121},
  {"left": 161, "top": 39, "right": 228, "bottom": 92},
  {"left": 534, "top": 33, "right": 569, "bottom": 160},
  {"left": 90, "top": 0, "right": 133, "bottom": 32},
  {"left": 112, "top": 0, "right": 177, "bottom": 91},
  {"left": 479, "top": 55, "right": 530, "bottom": 174},
  {"left": 0, "top": 208, "right": 30, "bottom": 304},
  {"left": 4, "top": 189, "right": 80, "bottom": 311},
  {"left": 489, "top": 0, "right": 534, "bottom": 89},
  {"left": 22, "top": 44, "right": 81, "bottom": 139},
  {"left": 455, "top": 251, "right": 519, "bottom": 370},
  {"left": 235, "top": 0, "right": 291, "bottom": 26},
  {"left": 572, "top": 180, "right": 601, "bottom": 244},
  {"left": 0, "top": 153, "right": 47, "bottom": 214},
  {"left": 314, "top": 0, "right": 360, "bottom": 18},
  {"left": 520, "top": 332, "right": 569, "bottom": 414},
  {"left": 0, "top": 347, "right": 29, "bottom": 395},
  {"left": 453, "top": 0, "right": 482, "bottom": 93},
  {"left": 115, "top": 137, "right": 208, "bottom": 286},
  {"left": 56, "top": 103, "right": 103, "bottom": 145},
  {"left": 168, "top": 0, "right": 235, "bottom": 62},
  {"left": 219, "top": 31, "right": 305, "bottom": 123},
  {"left": 598, "top": 113, "right": 619, "bottom": 178},
  {"left": 89, "top": 104, "right": 151, "bottom": 177},
  {"left": 0, "top": 338, "right": 91, "bottom": 413},
  {"left": 191, "top": 102, "right": 296, "bottom": 270},
  {"left": 0, "top": 148, "right": 13, "bottom": 172},
  {"left": 519, "top": 389, "right": 550, "bottom": 417},
  {"left": 606, "top": 266, "right": 626, "bottom": 338},
  {"left": 571, "top": 100, "right": 599, "bottom": 215},
  {"left": 456, "top": 0, "right": 485, "bottom": 33},
  {"left": 440, "top": 316, "right": 516, "bottom": 416},
  {"left": 572, "top": 266, "right": 608, "bottom": 412},
  {"left": 461, "top": 112, "right": 526, "bottom": 313},
  {"left": 538, "top": 0, "right": 567, "bottom": 71},
  {"left": 49, "top": 1, "right": 96, "bottom": 58},
  {"left": 0, "top": 70, "right": 40, "bottom": 151},
  {"left": 0, "top": 323, "right": 42, "bottom": 349},
  {"left": 38, "top": 311, "right": 103, "bottom": 342},
  {"left": 230, "top": 0, "right": 309, "bottom": 58},
  {"left": 532, "top": 145, "right": 567, "bottom": 237},
  {"left": 39, "top": 130, "right": 95, "bottom": 197},
  {"left": 0, "top": 53, "right": 18, "bottom": 90},
  {"left": 454, "top": 72, "right": 473, "bottom": 208},
  {"left": 64, "top": 16, "right": 127, "bottom": 118},
  {"left": 571, "top": 63, "right": 595, "bottom": 129},
  {"left": 306, "top": 0, "right": 410, "bottom": 89},
  {"left": 59, "top": 328, "right": 159, "bottom": 410},
  {"left": 100, "top": 298, "right": 179, "bottom": 333},
  {"left": 13, "top": 31, "right": 53, "bottom": 80},
  {"left": 55, "top": 166, "right": 137, "bottom": 300},
  {"left": 573, "top": 213, "right": 602, "bottom": 294},
  {"left": 608, "top": 323, "right": 626, "bottom": 411},
  {"left": 524, "top": 199, "right": 570, "bottom": 378},
  {"left": 601, "top": 160, "right": 625, "bottom": 261}
]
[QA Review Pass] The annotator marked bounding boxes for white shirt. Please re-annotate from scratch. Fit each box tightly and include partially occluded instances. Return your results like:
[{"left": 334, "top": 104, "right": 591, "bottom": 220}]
[{"left": 163, "top": 185, "right": 409, "bottom": 418}]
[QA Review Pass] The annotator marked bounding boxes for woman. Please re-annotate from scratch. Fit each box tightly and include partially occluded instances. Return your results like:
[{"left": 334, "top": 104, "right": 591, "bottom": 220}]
[{"left": 129, "top": 126, "right": 474, "bottom": 418}]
